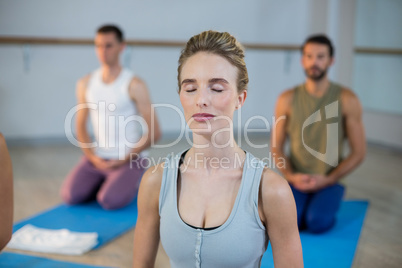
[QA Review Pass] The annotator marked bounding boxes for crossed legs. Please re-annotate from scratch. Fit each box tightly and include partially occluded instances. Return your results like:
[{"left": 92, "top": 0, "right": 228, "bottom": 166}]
[
  {"left": 60, "top": 156, "right": 146, "bottom": 210},
  {"left": 290, "top": 183, "right": 345, "bottom": 233}
]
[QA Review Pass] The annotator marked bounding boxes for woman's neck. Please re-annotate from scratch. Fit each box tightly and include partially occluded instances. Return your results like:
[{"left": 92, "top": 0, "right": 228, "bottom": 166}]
[{"left": 185, "top": 132, "right": 246, "bottom": 171}]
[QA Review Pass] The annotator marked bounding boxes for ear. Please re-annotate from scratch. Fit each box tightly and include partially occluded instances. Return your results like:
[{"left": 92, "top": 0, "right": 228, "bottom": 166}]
[
  {"left": 329, "top": 56, "right": 335, "bottom": 67},
  {"left": 300, "top": 55, "right": 305, "bottom": 68},
  {"left": 236, "top": 90, "right": 247, "bottom": 109},
  {"left": 120, "top": 42, "right": 126, "bottom": 53}
]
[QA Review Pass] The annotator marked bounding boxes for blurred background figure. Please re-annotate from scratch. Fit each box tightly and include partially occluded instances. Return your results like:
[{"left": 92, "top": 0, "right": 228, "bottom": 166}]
[
  {"left": 0, "top": 133, "right": 13, "bottom": 251},
  {"left": 60, "top": 25, "right": 161, "bottom": 210},
  {"left": 272, "top": 34, "right": 366, "bottom": 233}
]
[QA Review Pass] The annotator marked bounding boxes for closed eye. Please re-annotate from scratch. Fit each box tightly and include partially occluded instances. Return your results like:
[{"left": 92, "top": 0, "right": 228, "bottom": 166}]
[
  {"left": 212, "top": 89, "right": 223, "bottom": 92},
  {"left": 185, "top": 88, "right": 196, "bottom": 92}
]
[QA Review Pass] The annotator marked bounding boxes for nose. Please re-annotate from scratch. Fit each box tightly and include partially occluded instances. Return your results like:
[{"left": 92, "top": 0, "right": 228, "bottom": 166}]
[
  {"left": 312, "top": 55, "right": 321, "bottom": 64},
  {"left": 196, "top": 88, "right": 209, "bottom": 108}
]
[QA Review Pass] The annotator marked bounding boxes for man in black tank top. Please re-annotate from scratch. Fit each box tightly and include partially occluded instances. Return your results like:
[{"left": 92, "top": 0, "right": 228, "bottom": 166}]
[{"left": 271, "top": 34, "right": 366, "bottom": 233}]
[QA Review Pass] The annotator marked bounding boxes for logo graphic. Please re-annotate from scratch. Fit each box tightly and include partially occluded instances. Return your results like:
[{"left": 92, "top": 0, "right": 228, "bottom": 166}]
[{"left": 302, "top": 101, "right": 339, "bottom": 167}]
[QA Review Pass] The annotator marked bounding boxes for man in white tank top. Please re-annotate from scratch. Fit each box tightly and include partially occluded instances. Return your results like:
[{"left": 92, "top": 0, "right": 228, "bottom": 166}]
[{"left": 60, "top": 25, "right": 161, "bottom": 210}]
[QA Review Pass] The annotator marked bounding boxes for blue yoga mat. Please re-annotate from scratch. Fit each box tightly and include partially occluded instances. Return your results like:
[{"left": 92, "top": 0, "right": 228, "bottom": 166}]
[
  {"left": 13, "top": 198, "right": 138, "bottom": 249},
  {"left": 0, "top": 252, "right": 109, "bottom": 268},
  {"left": 261, "top": 200, "right": 369, "bottom": 268}
]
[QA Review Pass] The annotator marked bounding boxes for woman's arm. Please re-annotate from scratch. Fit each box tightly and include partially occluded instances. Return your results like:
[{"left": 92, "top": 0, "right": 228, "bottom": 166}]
[
  {"left": 0, "top": 133, "right": 13, "bottom": 251},
  {"left": 260, "top": 168, "right": 303, "bottom": 267},
  {"left": 133, "top": 164, "right": 164, "bottom": 267}
]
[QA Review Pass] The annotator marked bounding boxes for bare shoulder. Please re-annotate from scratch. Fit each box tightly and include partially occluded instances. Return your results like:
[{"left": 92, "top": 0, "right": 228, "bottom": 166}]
[
  {"left": 136, "top": 162, "right": 166, "bottom": 216},
  {"left": 130, "top": 76, "right": 147, "bottom": 90},
  {"left": 259, "top": 167, "right": 294, "bottom": 225},
  {"left": 129, "top": 76, "right": 151, "bottom": 102},
  {"left": 341, "top": 87, "right": 359, "bottom": 101},
  {"left": 275, "top": 88, "right": 294, "bottom": 114},
  {"left": 76, "top": 74, "right": 91, "bottom": 98},
  {"left": 0, "top": 132, "right": 11, "bottom": 165},
  {"left": 139, "top": 162, "right": 164, "bottom": 196},
  {"left": 260, "top": 167, "right": 293, "bottom": 201},
  {"left": 278, "top": 88, "right": 294, "bottom": 104},
  {"left": 340, "top": 88, "right": 362, "bottom": 115},
  {"left": 77, "top": 74, "right": 91, "bottom": 89},
  {"left": 0, "top": 133, "right": 5, "bottom": 147}
]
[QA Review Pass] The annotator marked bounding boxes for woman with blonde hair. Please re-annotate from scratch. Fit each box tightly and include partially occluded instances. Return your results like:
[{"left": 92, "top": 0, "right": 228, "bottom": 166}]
[{"left": 133, "top": 30, "right": 303, "bottom": 267}]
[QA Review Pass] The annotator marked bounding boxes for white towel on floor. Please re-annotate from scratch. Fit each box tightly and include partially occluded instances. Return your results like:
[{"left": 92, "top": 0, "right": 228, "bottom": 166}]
[{"left": 7, "top": 224, "right": 98, "bottom": 255}]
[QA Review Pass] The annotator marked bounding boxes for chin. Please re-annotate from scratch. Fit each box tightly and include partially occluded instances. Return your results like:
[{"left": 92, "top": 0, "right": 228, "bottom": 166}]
[
  {"left": 191, "top": 123, "right": 232, "bottom": 136},
  {"left": 188, "top": 124, "right": 214, "bottom": 135}
]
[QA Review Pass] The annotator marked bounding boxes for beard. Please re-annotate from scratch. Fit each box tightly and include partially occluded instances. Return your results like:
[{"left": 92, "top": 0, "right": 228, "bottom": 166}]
[{"left": 305, "top": 66, "right": 328, "bottom": 81}]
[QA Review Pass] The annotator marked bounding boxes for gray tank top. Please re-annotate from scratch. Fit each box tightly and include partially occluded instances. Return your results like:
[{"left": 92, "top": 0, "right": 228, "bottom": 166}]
[
  {"left": 159, "top": 150, "right": 269, "bottom": 268},
  {"left": 286, "top": 82, "right": 344, "bottom": 175}
]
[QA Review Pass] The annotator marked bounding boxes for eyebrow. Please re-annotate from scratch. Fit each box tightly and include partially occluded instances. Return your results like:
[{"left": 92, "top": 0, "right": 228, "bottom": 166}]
[
  {"left": 209, "top": 78, "right": 229, "bottom": 84},
  {"left": 305, "top": 51, "right": 327, "bottom": 55},
  {"left": 181, "top": 78, "right": 229, "bottom": 85},
  {"left": 181, "top": 79, "right": 196, "bottom": 85}
]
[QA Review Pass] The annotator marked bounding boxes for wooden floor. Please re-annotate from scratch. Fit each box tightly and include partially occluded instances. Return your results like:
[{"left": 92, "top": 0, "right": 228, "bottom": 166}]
[{"left": 3, "top": 137, "right": 402, "bottom": 268}]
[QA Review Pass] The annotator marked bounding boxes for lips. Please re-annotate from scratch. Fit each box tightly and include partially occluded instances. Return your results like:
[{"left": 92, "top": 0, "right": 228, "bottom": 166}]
[
  {"left": 310, "top": 67, "right": 321, "bottom": 72},
  {"left": 192, "top": 113, "right": 215, "bottom": 122}
]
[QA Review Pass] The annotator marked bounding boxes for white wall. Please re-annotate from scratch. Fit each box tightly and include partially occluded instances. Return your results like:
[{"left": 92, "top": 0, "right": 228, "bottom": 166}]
[
  {"left": 353, "top": 0, "right": 402, "bottom": 149},
  {"left": 354, "top": 0, "right": 402, "bottom": 115},
  {"left": 0, "top": 0, "right": 401, "bottom": 150},
  {"left": 0, "top": 0, "right": 310, "bottom": 141},
  {"left": 355, "top": 0, "right": 402, "bottom": 49}
]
